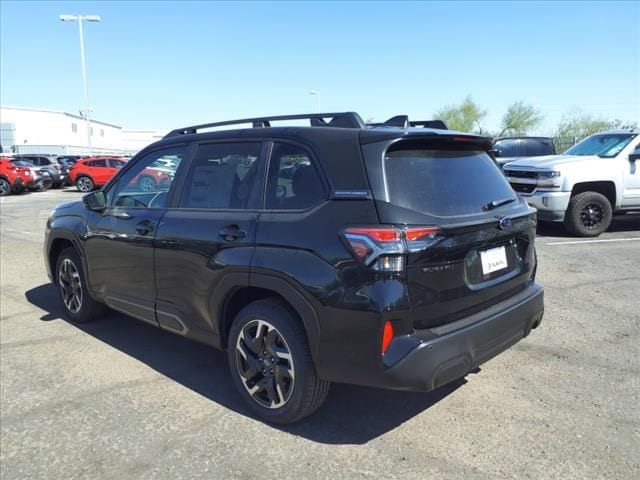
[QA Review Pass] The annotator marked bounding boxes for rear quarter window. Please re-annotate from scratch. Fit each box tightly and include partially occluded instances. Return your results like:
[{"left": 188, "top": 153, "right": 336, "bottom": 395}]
[{"left": 384, "top": 148, "right": 516, "bottom": 217}]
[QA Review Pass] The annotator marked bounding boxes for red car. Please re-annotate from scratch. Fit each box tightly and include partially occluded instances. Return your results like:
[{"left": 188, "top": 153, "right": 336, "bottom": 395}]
[
  {"left": 69, "top": 157, "right": 126, "bottom": 192},
  {"left": 70, "top": 156, "right": 172, "bottom": 193},
  {"left": 0, "top": 157, "right": 34, "bottom": 196}
]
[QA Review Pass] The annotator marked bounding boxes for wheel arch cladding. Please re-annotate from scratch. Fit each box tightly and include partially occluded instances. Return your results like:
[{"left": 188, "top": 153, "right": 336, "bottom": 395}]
[
  {"left": 571, "top": 181, "right": 616, "bottom": 207},
  {"left": 220, "top": 278, "right": 321, "bottom": 363}
]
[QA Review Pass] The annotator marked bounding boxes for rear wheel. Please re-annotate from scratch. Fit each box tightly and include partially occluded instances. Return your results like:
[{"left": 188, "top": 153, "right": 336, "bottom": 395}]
[
  {"left": 137, "top": 175, "right": 157, "bottom": 192},
  {"left": 56, "top": 247, "right": 105, "bottom": 323},
  {"left": 227, "top": 299, "right": 330, "bottom": 424},
  {"left": 76, "top": 176, "right": 94, "bottom": 193},
  {"left": 564, "top": 191, "right": 612, "bottom": 237},
  {"left": 0, "top": 178, "right": 11, "bottom": 196}
]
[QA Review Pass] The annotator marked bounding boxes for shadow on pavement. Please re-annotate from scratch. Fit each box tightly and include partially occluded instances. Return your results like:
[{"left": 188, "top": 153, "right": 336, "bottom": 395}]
[
  {"left": 25, "top": 283, "right": 464, "bottom": 445},
  {"left": 537, "top": 213, "right": 640, "bottom": 238}
]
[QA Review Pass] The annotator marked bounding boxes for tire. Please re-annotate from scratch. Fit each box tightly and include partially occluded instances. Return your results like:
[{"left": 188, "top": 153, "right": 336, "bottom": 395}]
[
  {"left": 227, "top": 299, "right": 330, "bottom": 424},
  {"left": 564, "top": 191, "right": 613, "bottom": 237},
  {"left": 0, "top": 178, "right": 12, "bottom": 196},
  {"left": 76, "top": 176, "right": 95, "bottom": 193},
  {"left": 137, "top": 175, "right": 157, "bottom": 192},
  {"left": 55, "top": 247, "right": 105, "bottom": 323}
]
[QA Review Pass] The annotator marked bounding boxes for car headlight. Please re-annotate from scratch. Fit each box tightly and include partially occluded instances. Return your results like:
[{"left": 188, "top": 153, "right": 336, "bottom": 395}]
[{"left": 538, "top": 170, "right": 561, "bottom": 178}]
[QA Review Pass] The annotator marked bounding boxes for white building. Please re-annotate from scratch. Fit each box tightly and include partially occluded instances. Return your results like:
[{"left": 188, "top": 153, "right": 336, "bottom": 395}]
[{"left": 0, "top": 106, "right": 166, "bottom": 156}]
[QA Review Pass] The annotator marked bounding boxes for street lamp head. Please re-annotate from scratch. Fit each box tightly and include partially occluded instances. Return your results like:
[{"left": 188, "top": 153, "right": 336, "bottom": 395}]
[
  {"left": 309, "top": 90, "right": 319, "bottom": 95},
  {"left": 59, "top": 14, "right": 78, "bottom": 22},
  {"left": 84, "top": 15, "right": 102, "bottom": 22}
]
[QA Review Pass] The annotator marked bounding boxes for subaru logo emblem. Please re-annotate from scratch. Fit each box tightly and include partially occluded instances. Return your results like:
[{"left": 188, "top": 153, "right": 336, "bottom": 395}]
[{"left": 499, "top": 217, "right": 512, "bottom": 230}]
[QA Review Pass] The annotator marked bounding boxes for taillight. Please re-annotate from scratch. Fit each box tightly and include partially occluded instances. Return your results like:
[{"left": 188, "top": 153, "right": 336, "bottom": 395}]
[
  {"left": 342, "top": 225, "right": 440, "bottom": 272},
  {"left": 381, "top": 320, "right": 394, "bottom": 354}
]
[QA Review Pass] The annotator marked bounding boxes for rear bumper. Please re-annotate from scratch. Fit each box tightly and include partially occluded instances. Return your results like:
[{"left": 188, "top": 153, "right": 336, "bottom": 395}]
[{"left": 373, "top": 283, "right": 544, "bottom": 392}]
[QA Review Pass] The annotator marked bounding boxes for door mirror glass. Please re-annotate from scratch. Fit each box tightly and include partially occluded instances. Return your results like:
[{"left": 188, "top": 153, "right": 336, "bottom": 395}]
[
  {"left": 629, "top": 147, "right": 640, "bottom": 162},
  {"left": 83, "top": 190, "right": 106, "bottom": 211}
]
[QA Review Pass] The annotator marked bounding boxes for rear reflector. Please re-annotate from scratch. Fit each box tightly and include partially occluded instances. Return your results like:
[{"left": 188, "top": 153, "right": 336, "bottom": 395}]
[{"left": 381, "top": 321, "right": 394, "bottom": 354}]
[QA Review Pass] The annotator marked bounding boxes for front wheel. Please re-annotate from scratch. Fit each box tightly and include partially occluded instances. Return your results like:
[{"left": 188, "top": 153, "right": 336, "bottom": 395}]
[
  {"left": 137, "top": 175, "right": 157, "bottom": 192},
  {"left": 564, "top": 191, "right": 612, "bottom": 237},
  {"left": 0, "top": 178, "right": 11, "bottom": 196},
  {"left": 76, "top": 176, "right": 95, "bottom": 192},
  {"left": 56, "top": 247, "right": 105, "bottom": 323},
  {"left": 227, "top": 299, "right": 330, "bottom": 424}
]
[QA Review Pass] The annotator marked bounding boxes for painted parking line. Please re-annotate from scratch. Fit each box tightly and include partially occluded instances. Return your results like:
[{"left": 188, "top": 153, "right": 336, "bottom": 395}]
[{"left": 546, "top": 238, "right": 640, "bottom": 246}]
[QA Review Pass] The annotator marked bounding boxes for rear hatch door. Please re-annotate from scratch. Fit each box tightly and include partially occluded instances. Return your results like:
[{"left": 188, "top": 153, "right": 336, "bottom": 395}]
[{"left": 362, "top": 135, "right": 537, "bottom": 329}]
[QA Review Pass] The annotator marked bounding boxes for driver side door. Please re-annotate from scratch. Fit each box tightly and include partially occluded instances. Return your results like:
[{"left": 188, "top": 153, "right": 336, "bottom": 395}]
[{"left": 83, "top": 145, "right": 188, "bottom": 325}]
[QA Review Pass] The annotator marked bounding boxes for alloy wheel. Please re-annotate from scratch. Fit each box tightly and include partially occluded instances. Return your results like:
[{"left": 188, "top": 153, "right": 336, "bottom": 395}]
[
  {"left": 139, "top": 176, "right": 156, "bottom": 192},
  {"left": 58, "top": 258, "right": 83, "bottom": 313},
  {"left": 0, "top": 179, "right": 10, "bottom": 196},
  {"left": 77, "top": 177, "right": 93, "bottom": 192},
  {"left": 235, "top": 319, "right": 295, "bottom": 409},
  {"left": 579, "top": 202, "right": 604, "bottom": 230}
]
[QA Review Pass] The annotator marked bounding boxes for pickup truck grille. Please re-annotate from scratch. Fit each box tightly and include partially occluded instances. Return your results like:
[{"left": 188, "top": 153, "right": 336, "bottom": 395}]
[
  {"left": 504, "top": 170, "right": 538, "bottom": 179},
  {"left": 510, "top": 183, "right": 536, "bottom": 194}
]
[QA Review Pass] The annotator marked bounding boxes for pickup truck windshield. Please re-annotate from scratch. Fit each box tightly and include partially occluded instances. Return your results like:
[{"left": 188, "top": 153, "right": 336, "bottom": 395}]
[{"left": 565, "top": 133, "right": 636, "bottom": 158}]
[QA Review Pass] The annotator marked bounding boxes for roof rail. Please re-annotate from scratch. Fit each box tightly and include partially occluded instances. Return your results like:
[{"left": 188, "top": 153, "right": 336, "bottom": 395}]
[
  {"left": 368, "top": 116, "right": 448, "bottom": 130},
  {"left": 164, "top": 112, "right": 366, "bottom": 138}
]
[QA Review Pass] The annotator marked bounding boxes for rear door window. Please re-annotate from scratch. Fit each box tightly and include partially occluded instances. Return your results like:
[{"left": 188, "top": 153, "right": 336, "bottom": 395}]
[
  {"left": 493, "top": 139, "right": 520, "bottom": 157},
  {"left": 522, "top": 139, "right": 553, "bottom": 156},
  {"left": 384, "top": 148, "right": 516, "bottom": 217},
  {"left": 265, "top": 143, "right": 326, "bottom": 210}
]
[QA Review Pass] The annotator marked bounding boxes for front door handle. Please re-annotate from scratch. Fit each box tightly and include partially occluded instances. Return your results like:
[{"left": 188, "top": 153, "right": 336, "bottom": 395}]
[
  {"left": 136, "top": 220, "right": 155, "bottom": 236},
  {"left": 219, "top": 225, "right": 247, "bottom": 241}
]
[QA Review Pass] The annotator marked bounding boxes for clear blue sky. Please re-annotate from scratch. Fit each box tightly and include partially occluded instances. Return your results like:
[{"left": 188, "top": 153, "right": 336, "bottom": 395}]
[{"left": 1, "top": 0, "right": 639, "bottom": 133}]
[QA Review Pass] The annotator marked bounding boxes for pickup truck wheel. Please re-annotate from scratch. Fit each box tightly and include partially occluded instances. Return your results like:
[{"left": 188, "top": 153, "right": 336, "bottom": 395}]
[
  {"left": 228, "top": 299, "right": 330, "bottom": 424},
  {"left": 56, "top": 247, "right": 105, "bottom": 323},
  {"left": 0, "top": 178, "right": 11, "bottom": 196},
  {"left": 564, "top": 191, "right": 612, "bottom": 237}
]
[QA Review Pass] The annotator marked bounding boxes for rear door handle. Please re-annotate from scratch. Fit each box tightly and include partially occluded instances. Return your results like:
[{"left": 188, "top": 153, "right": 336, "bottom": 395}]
[
  {"left": 219, "top": 225, "right": 247, "bottom": 241},
  {"left": 136, "top": 220, "right": 155, "bottom": 236}
]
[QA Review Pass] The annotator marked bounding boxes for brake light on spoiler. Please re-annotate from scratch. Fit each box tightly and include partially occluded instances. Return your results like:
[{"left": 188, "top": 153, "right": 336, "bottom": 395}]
[{"left": 342, "top": 226, "right": 440, "bottom": 272}]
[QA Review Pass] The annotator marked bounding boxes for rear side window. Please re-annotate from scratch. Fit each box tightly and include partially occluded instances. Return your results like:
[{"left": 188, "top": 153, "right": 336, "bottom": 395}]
[
  {"left": 522, "top": 139, "right": 553, "bottom": 156},
  {"left": 384, "top": 149, "right": 516, "bottom": 217},
  {"left": 88, "top": 159, "right": 107, "bottom": 167},
  {"left": 180, "top": 142, "right": 261, "bottom": 210},
  {"left": 265, "top": 143, "right": 325, "bottom": 210}
]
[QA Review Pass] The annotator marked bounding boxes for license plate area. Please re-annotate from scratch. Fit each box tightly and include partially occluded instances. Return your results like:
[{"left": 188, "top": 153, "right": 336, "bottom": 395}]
[{"left": 480, "top": 246, "right": 508, "bottom": 275}]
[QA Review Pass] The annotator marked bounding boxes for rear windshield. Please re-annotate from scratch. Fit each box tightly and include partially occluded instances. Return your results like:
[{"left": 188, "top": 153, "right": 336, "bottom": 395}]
[{"left": 384, "top": 149, "right": 517, "bottom": 217}]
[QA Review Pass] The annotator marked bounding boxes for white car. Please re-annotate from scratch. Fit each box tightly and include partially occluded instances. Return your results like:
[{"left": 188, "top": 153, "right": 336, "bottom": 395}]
[{"left": 503, "top": 129, "right": 640, "bottom": 236}]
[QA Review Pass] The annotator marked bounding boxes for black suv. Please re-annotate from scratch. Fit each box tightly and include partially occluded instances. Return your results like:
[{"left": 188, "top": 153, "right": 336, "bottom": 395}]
[
  {"left": 492, "top": 137, "right": 556, "bottom": 169},
  {"left": 14, "top": 154, "right": 69, "bottom": 187},
  {"left": 44, "top": 112, "right": 544, "bottom": 424}
]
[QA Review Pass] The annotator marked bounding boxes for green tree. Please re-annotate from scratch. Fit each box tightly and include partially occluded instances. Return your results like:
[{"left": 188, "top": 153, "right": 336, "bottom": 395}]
[
  {"left": 498, "top": 101, "right": 543, "bottom": 137},
  {"left": 435, "top": 95, "right": 487, "bottom": 134}
]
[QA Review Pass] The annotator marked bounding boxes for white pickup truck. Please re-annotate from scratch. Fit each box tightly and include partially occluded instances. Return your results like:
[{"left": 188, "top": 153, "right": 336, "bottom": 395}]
[{"left": 503, "top": 129, "right": 640, "bottom": 236}]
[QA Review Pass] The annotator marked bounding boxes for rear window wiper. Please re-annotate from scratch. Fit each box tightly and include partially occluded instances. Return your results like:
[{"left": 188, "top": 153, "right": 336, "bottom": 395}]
[{"left": 483, "top": 197, "right": 516, "bottom": 211}]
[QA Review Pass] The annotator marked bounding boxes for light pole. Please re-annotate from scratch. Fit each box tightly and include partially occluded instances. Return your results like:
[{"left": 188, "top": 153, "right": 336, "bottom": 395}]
[
  {"left": 60, "top": 14, "right": 101, "bottom": 154},
  {"left": 309, "top": 90, "right": 320, "bottom": 113}
]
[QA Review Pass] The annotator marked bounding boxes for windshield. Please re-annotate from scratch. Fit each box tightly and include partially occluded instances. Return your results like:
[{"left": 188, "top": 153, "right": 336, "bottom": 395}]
[{"left": 565, "top": 133, "right": 636, "bottom": 158}]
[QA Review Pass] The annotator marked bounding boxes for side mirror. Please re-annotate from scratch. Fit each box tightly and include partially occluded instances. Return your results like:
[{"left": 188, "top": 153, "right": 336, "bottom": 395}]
[
  {"left": 82, "top": 190, "right": 106, "bottom": 212},
  {"left": 491, "top": 149, "right": 502, "bottom": 158},
  {"left": 629, "top": 148, "right": 640, "bottom": 162}
]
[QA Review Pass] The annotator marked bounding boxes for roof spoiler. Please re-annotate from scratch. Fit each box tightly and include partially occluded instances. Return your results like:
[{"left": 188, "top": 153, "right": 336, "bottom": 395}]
[{"left": 367, "top": 116, "right": 448, "bottom": 130}]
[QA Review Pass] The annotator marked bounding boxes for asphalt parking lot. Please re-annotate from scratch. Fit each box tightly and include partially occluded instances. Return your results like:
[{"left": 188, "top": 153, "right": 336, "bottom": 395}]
[{"left": 1, "top": 189, "right": 639, "bottom": 480}]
